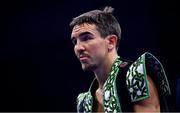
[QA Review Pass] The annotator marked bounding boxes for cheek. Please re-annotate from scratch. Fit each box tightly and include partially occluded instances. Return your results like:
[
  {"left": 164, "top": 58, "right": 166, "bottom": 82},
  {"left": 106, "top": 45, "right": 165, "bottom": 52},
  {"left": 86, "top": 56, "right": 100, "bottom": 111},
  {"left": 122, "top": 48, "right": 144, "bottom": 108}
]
[
  {"left": 91, "top": 42, "right": 107, "bottom": 55},
  {"left": 74, "top": 47, "right": 78, "bottom": 56}
]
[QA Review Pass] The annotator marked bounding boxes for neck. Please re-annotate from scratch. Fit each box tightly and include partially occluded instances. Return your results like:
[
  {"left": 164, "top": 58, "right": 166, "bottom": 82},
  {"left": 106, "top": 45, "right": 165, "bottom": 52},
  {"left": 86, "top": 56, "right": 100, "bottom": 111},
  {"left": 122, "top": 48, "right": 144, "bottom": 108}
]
[{"left": 93, "top": 53, "right": 119, "bottom": 89}]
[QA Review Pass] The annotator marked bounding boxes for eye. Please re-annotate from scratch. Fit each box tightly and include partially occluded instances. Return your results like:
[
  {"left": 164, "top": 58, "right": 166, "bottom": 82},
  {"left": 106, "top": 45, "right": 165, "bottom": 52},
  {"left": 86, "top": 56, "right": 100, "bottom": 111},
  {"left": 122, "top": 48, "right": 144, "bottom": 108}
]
[
  {"left": 71, "top": 38, "right": 77, "bottom": 45},
  {"left": 81, "top": 35, "right": 93, "bottom": 41}
]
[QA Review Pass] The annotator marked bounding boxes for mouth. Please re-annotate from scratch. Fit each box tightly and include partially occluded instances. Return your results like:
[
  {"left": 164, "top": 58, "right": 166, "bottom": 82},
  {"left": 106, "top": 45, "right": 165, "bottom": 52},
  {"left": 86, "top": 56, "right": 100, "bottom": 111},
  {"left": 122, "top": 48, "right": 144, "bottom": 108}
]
[{"left": 79, "top": 55, "right": 89, "bottom": 62}]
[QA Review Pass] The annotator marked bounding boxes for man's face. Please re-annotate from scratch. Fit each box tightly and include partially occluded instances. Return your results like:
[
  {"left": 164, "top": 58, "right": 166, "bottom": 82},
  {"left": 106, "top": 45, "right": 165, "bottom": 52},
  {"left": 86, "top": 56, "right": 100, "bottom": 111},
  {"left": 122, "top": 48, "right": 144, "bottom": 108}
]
[{"left": 71, "top": 23, "right": 108, "bottom": 71}]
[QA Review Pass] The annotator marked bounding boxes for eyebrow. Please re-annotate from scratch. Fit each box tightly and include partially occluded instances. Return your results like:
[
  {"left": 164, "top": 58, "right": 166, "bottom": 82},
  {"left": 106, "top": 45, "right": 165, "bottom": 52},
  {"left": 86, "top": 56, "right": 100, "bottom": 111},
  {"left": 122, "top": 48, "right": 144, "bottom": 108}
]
[
  {"left": 71, "top": 31, "right": 93, "bottom": 40},
  {"left": 79, "top": 32, "right": 92, "bottom": 37}
]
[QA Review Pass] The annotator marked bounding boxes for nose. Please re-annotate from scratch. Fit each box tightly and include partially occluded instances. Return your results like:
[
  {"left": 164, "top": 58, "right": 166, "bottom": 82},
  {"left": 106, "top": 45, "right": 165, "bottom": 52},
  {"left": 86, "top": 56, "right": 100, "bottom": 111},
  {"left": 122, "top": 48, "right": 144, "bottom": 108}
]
[{"left": 74, "top": 41, "right": 85, "bottom": 53}]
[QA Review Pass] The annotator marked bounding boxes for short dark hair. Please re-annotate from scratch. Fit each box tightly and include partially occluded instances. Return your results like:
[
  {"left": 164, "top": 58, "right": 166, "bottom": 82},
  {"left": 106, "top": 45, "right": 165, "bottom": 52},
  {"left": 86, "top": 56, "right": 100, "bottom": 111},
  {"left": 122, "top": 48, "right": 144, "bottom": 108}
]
[{"left": 69, "top": 6, "right": 121, "bottom": 50}]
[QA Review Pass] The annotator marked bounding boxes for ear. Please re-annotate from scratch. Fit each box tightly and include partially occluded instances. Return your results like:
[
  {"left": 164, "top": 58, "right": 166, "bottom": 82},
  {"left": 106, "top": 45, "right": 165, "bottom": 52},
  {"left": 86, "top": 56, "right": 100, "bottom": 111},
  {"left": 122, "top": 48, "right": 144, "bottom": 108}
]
[{"left": 106, "top": 35, "right": 118, "bottom": 51}]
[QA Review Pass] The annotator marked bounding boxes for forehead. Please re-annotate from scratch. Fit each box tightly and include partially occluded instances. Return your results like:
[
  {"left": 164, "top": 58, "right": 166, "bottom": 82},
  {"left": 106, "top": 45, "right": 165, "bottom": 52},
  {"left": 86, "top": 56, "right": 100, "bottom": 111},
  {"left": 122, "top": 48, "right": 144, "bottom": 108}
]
[{"left": 71, "top": 23, "right": 98, "bottom": 38}]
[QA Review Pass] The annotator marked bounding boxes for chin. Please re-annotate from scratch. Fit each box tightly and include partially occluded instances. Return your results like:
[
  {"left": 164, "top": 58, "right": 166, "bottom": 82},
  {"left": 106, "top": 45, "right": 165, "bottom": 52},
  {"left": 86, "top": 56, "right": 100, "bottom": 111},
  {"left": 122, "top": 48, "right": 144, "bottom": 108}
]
[
  {"left": 81, "top": 64, "right": 96, "bottom": 71},
  {"left": 82, "top": 65, "right": 91, "bottom": 71}
]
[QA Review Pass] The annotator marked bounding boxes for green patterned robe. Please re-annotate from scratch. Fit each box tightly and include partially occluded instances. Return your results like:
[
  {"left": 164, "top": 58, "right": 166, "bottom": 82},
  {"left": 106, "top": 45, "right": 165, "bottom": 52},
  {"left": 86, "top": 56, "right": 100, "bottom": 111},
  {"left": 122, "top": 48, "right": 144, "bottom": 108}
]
[{"left": 76, "top": 52, "right": 171, "bottom": 113}]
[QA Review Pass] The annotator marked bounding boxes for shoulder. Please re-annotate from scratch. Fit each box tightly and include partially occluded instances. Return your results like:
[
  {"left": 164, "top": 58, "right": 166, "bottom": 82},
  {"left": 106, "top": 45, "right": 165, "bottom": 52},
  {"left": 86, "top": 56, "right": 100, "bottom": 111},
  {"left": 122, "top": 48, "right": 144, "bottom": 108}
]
[
  {"left": 76, "top": 92, "right": 90, "bottom": 105},
  {"left": 126, "top": 52, "right": 171, "bottom": 103},
  {"left": 76, "top": 92, "right": 92, "bottom": 112}
]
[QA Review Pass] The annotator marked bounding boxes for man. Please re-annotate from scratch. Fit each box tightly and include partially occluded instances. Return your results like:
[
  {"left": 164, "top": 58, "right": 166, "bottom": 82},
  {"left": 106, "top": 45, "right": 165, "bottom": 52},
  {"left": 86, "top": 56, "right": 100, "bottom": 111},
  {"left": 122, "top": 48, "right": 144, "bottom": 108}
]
[{"left": 69, "top": 6, "right": 171, "bottom": 113}]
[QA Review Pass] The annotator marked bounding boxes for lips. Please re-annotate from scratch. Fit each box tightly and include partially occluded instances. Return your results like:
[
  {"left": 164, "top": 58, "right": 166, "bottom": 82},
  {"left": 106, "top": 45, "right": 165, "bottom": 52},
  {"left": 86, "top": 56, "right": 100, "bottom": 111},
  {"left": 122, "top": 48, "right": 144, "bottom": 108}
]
[{"left": 79, "top": 55, "right": 89, "bottom": 61}]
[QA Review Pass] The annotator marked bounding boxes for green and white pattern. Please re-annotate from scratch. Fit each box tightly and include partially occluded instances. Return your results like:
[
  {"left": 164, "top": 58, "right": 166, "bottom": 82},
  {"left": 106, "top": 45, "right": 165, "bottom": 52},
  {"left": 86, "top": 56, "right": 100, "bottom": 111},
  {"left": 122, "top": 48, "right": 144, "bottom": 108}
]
[
  {"left": 76, "top": 52, "right": 171, "bottom": 113},
  {"left": 77, "top": 57, "right": 122, "bottom": 113},
  {"left": 77, "top": 92, "right": 93, "bottom": 112},
  {"left": 126, "top": 53, "right": 149, "bottom": 102},
  {"left": 126, "top": 52, "right": 171, "bottom": 102},
  {"left": 103, "top": 58, "right": 122, "bottom": 113}
]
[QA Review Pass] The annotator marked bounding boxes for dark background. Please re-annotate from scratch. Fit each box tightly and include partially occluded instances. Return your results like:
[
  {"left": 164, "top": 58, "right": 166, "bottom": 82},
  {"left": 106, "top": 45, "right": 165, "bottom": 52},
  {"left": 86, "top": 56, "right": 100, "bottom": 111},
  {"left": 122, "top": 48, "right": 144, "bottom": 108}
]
[{"left": 1, "top": 0, "right": 179, "bottom": 111}]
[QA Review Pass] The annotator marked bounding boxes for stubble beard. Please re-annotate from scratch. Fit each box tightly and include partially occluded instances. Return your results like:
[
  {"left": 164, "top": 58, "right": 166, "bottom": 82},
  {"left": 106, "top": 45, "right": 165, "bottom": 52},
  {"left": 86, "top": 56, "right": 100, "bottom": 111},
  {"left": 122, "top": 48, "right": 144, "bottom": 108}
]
[{"left": 81, "top": 63, "right": 97, "bottom": 71}]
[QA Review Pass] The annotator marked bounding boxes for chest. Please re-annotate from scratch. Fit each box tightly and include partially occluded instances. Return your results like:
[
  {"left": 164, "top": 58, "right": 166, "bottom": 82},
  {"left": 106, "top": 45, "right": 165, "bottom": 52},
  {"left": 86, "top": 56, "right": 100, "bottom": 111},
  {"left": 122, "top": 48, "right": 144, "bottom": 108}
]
[{"left": 93, "top": 89, "right": 104, "bottom": 112}]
